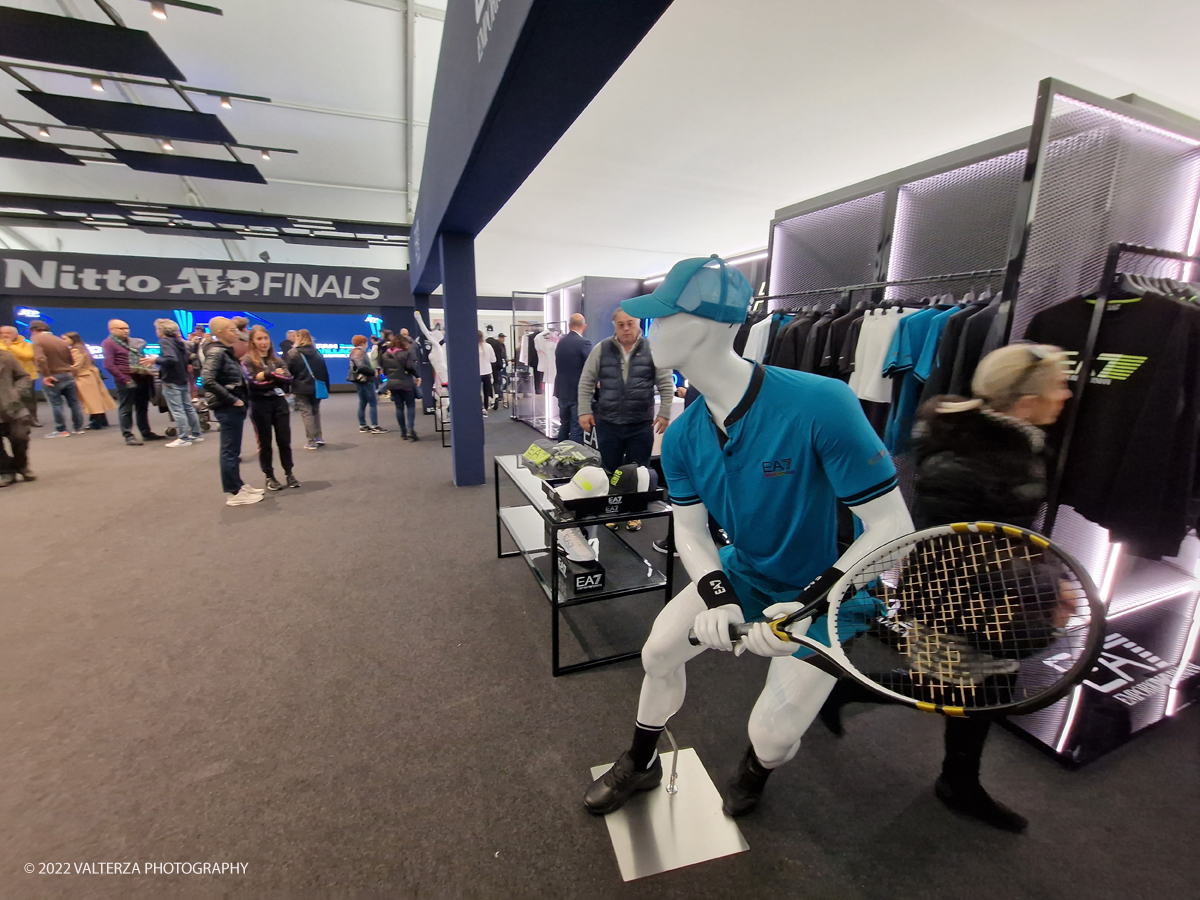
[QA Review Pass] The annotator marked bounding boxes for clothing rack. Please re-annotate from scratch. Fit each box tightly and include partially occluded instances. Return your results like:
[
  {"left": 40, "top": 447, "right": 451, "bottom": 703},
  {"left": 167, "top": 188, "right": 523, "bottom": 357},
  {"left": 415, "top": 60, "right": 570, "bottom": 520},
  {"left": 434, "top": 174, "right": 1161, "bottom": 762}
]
[
  {"left": 1042, "top": 242, "right": 1200, "bottom": 535},
  {"left": 759, "top": 267, "right": 1006, "bottom": 308}
]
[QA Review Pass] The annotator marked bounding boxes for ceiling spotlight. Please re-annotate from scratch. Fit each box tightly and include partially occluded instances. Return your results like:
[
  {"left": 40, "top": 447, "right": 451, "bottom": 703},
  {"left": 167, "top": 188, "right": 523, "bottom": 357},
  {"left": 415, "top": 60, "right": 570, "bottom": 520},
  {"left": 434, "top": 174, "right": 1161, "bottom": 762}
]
[
  {"left": 220, "top": 96, "right": 232, "bottom": 109},
  {"left": 151, "top": 2, "right": 168, "bottom": 20},
  {"left": 38, "top": 127, "right": 50, "bottom": 137},
  {"left": 260, "top": 150, "right": 271, "bottom": 161},
  {"left": 161, "top": 140, "right": 174, "bottom": 151},
  {"left": 91, "top": 78, "right": 104, "bottom": 92}
]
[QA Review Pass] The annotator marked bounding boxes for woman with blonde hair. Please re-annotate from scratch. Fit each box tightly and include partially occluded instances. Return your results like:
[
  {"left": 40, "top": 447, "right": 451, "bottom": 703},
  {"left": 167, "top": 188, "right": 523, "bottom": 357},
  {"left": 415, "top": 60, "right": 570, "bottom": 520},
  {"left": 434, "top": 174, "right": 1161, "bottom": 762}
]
[
  {"left": 285, "top": 329, "right": 329, "bottom": 449},
  {"left": 821, "top": 342, "right": 1071, "bottom": 834},
  {"left": 244, "top": 325, "right": 299, "bottom": 490},
  {"left": 62, "top": 332, "right": 116, "bottom": 430}
]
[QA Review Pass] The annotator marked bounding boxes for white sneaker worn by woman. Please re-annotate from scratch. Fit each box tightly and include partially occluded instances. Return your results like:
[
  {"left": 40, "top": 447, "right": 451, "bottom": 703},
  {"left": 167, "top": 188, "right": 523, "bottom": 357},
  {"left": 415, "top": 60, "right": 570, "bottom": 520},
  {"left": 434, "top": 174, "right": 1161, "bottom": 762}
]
[
  {"left": 165, "top": 438, "right": 192, "bottom": 448},
  {"left": 226, "top": 485, "right": 264, "bottom": 506}
]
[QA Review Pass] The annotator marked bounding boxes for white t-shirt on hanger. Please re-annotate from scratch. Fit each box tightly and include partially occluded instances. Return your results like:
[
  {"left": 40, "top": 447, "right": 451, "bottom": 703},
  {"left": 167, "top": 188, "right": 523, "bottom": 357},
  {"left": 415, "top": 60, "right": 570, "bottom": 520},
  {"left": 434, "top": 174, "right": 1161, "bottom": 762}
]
[
  {"left": 849, "top": 308, "right": 914, "bottom": 403},
  {"left": 534, "top": 330, "right": 558, "bottom": 384}
]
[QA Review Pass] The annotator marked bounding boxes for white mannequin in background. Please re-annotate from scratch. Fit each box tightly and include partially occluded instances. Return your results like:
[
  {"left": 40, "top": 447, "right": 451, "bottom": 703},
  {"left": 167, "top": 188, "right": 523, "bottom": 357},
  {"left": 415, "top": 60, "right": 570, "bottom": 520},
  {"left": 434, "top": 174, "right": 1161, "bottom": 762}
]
[
  {"left": 583, "top": 256, "right": 912, "bottom": 818},
  {"left": 413, "top": 310, "right": 448, "bottom": 388}
]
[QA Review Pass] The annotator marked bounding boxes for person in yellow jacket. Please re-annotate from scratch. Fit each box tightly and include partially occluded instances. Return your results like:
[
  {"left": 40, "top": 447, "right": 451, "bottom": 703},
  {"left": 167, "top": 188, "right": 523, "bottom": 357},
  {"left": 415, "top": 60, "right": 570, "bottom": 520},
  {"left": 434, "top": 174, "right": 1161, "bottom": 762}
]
[{"left": 0, "top": 325, "right": 40, "bottom": 426}]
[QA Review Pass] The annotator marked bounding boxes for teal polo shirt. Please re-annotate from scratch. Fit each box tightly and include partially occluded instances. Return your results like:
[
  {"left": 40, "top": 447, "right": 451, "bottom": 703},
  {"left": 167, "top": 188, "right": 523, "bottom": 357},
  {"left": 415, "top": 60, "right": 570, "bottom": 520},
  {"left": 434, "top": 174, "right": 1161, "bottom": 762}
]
[{"left": 662, "top": 364, "right": 897, "bottom": 635}]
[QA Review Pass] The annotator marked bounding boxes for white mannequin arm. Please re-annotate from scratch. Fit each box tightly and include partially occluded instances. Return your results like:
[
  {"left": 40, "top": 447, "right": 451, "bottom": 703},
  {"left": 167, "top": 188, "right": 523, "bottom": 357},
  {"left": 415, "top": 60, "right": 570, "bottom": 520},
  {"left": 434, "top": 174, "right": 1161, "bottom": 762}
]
[
  {"left": 413, "top": 310, "right": 437, "bottom": 343},
  {"left": 672, "top": 501, "right": 724, "bottom": 582},
  {"left": 833, "top": 488, "right": 913, "bottom": 575}
]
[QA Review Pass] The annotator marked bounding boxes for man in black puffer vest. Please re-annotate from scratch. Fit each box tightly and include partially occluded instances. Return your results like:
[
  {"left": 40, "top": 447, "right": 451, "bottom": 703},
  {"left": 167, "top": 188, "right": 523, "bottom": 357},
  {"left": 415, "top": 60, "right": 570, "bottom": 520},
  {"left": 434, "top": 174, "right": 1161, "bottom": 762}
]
[{"left": 577, "top": 308, "right": 675, "bottom": 479}]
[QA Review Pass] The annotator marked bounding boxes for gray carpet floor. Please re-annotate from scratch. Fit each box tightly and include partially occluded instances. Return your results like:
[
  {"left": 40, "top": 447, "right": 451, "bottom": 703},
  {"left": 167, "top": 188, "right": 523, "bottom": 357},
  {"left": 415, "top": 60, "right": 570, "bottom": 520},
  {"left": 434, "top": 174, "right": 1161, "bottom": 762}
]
[{"left": 2, "top": 395, "right": 1197, "bottom": 900}]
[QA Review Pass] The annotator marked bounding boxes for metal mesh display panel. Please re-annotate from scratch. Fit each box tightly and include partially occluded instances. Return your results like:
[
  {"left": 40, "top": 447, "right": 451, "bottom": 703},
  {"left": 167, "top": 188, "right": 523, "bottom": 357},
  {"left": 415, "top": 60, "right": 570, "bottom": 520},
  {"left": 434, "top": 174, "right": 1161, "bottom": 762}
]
[
  {"left": 769, "top": 193, "right": 885, "bottom": 296},
  {"left": 885, "top": 151, "right": 1025, "bottom": 300},
  {"left": 1010, "top": 96, "right": 1200, "bottom": 339}
]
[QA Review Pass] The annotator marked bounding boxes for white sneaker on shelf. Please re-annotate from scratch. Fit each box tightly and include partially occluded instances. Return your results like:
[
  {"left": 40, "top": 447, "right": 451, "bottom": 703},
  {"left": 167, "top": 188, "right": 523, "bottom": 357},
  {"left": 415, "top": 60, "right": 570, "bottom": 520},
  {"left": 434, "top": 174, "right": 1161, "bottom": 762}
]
[
  {"left": 165, "top": 438, "right": 192, "bottom": 448},
  {"left": 558, "top": 527, "right": 596, "bottom": 562},
  {"left": 226, "top": 485, "right": 264, "bottom": 506}
]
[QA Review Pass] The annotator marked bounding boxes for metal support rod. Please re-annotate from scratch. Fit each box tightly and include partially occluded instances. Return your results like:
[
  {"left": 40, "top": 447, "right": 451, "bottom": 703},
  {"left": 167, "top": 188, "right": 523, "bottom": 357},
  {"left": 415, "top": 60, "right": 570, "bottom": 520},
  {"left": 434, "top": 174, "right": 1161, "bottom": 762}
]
[
  {"left": 664, "top": 728, "right": 680, "bottom": 794},
  {"left": 760, "top": 267, "right": 1006, "bottom": 304},
  {"left": 0, "top": 62, "right": 271, "bottom": 103}
]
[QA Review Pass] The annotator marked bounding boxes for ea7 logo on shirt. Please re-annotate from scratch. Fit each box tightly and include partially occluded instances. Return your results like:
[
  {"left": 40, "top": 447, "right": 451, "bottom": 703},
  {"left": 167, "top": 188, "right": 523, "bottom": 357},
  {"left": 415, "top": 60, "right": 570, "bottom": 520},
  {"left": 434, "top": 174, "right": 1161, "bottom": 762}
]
[
  {"left": 1062, "top": 351, "right": 1148, "bottom": 385},
  {"left": 762, "top": 458, "right": 794, "bottom": 477}
]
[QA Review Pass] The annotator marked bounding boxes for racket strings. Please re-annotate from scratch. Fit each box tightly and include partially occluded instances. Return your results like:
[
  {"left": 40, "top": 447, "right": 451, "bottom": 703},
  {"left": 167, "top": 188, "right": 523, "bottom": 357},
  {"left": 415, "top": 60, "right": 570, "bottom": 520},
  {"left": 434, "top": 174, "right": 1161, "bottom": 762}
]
[{"left": 838, "top": 530, "right": 1093, "bottom": 710}]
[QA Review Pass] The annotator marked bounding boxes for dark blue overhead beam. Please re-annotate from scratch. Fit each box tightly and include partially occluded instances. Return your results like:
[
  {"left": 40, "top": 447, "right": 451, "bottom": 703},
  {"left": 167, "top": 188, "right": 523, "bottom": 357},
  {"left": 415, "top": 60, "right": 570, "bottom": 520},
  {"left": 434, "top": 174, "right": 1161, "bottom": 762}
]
[{"left": 409, "top": 0, "right": 673, "bottom": 292}]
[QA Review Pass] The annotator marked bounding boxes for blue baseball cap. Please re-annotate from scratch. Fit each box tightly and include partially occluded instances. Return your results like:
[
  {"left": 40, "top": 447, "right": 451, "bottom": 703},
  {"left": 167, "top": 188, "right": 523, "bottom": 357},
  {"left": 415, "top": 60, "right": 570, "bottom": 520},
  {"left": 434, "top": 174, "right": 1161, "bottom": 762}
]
[{"left": 621, "top": 255, "right": 753, "bottom": 324}]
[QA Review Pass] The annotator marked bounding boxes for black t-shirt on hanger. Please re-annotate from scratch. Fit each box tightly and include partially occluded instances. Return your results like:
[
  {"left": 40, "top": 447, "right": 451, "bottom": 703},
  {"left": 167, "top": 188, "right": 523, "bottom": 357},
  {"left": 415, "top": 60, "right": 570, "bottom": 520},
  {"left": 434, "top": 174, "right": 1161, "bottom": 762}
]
[{"left": 1025, "top": 293, "right": 1200, "bottom": 558}]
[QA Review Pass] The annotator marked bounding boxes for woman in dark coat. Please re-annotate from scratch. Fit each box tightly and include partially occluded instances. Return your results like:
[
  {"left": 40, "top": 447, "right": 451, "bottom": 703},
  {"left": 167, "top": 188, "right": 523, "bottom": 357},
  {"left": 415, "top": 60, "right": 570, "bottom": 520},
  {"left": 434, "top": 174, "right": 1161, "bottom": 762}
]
[
  {"left": 286, "top": 329, "right": 329, "bottom": 450},
  {"left": 821, "top": 342, "right": 1071, "bottom": 833},
  {"left": 380, "top": 334, "right": 423, "bottom": 441}
]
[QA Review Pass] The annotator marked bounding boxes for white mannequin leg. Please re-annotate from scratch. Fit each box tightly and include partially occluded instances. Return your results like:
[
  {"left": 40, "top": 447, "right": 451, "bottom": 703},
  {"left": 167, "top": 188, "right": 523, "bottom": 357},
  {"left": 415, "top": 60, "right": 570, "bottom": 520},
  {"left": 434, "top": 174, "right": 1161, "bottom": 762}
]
[
  {"left": 635, "top": 583, "right": 707, "bottom": 727},
  {"left": 747, "top": 654, "right": 837, "bottom": 769}
]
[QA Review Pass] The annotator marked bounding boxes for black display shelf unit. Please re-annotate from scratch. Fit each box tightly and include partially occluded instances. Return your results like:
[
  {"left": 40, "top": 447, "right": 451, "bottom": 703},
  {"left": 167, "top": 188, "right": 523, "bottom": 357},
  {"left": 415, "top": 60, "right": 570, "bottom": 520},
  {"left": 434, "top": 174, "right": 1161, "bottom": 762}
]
[
  {"left": 494, "top": 455, "right": 674, "bottom": 676},
  {"left": 764, "top": 78, "right": 1200, "bottom": 765}
]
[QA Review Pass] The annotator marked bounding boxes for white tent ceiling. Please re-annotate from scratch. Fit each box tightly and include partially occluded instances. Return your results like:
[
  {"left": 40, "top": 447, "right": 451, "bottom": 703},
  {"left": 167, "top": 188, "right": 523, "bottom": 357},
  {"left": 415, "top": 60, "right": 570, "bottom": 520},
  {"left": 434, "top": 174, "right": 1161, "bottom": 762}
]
[
  {"left": 3, "top": 1, "right": 1200, "bottom": 296},
  {"left": 0, "top": 0, "right": 444, "bottom": 267},
  {"left": 476, "top": 0, "right": 1200, "bottom": 294}
]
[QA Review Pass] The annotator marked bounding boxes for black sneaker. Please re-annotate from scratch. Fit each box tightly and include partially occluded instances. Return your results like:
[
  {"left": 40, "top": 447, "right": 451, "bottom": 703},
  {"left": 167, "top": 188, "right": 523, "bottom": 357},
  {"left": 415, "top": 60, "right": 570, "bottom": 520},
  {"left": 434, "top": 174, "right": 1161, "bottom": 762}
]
[
  {"left": 142, "top": 433, "right": 165, "bottom": 441},
  {"left": 286, "top": 473, "right": 301, "bottom": 489},
  {"left": 265, "top": 476, "right": 284, "bottom": 491},
  {"left": 651, "top": 539, "right": 679, "bottom": 557},
  {"left": 934, "top": 776, "right": 1028, "bottom": 833},
  {"left": 370, "top": 426, "right": 388, "bottom": 434},
  {"left": 583, "top": 752, "right": 662, "bottom": 816},
  {"left": 409, "top": 432, "right": 419, "bottom": 441},
  {"left": 722, "top": 745, "right": 772, "bottom": 817},
  {"left": 359, "top": 425, "right": 371, "bottom": 433}
]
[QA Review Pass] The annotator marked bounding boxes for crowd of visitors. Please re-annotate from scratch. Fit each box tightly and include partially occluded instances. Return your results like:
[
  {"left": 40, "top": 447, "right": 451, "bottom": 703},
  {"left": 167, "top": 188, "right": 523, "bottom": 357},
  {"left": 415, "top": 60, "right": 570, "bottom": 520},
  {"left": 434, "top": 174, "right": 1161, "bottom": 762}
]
[{"left": 0, "top": 319, "right": 430, "bottom": 500}]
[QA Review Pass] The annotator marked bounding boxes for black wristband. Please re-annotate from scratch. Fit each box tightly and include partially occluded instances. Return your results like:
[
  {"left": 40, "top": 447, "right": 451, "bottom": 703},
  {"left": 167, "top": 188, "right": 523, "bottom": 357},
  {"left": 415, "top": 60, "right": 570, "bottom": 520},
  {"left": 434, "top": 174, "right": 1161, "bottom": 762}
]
[{"left": 697, "top": 570, "right": 739, "bottom": 610}]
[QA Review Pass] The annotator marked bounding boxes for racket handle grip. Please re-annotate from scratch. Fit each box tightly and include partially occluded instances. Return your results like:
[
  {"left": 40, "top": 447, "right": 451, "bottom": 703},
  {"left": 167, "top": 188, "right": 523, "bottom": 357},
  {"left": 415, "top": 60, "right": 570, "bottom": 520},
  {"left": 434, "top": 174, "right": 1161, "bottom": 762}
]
[{"left": 687, "top": 621, "right": 754, "bottom": 646}]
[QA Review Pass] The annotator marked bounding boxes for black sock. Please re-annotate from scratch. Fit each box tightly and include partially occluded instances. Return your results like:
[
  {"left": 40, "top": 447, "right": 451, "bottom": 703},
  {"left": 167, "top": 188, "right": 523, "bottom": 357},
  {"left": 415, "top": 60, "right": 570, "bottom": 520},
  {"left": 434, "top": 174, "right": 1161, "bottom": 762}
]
[{"left": 629, "top": 723, "right": 663, "bottom": 770}]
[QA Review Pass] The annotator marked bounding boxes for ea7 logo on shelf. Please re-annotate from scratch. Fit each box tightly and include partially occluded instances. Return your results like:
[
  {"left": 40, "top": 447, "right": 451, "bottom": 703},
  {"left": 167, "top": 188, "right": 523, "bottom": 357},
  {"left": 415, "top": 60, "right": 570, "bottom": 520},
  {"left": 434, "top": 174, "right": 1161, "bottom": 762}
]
[
  {"left": 762, "top": 458, "right": 794, "bottom": 477},
  {"left": 575, "top": 573, "right": 604, "bottom": 592},
  {"left": 1062, "top": 351, "right": 1148, "bottom": 385},
  {"left": 1044, "top": 631, "right": 1173, "bottom": 707}
]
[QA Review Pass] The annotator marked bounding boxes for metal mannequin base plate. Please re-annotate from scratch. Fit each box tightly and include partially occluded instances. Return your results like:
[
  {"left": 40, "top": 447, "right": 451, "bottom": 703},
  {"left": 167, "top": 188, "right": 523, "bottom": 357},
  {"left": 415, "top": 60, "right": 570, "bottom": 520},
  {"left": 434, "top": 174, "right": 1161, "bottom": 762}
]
[{"left": 590, "top": 748, "right": 749, "bottom": 882}]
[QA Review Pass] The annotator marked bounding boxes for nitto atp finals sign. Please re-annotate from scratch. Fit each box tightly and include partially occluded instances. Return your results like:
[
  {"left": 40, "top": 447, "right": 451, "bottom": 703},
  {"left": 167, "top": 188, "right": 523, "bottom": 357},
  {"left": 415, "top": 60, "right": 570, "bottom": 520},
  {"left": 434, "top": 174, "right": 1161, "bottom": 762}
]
[{"left": 0, "top": 251, "right": 412, "bottom": 307}]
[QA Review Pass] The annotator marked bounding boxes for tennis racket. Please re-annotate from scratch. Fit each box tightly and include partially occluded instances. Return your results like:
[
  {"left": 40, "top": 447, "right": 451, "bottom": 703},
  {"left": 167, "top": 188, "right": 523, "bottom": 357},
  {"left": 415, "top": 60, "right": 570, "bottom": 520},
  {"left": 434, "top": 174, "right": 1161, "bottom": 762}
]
[{"left": 688, "top": 522, "right": 1105, "bottom": 718}]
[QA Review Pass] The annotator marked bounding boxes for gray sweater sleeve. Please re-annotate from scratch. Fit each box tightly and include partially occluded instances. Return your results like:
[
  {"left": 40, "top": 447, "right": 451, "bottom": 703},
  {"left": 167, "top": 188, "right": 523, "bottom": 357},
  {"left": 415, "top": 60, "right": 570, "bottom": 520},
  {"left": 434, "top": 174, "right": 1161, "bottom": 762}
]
[
  {"left": 655, "top": 367, "right": 675, "bottom": 420},
  {"left": 576, "top": 342, "right": 603, "bottom": 416}
]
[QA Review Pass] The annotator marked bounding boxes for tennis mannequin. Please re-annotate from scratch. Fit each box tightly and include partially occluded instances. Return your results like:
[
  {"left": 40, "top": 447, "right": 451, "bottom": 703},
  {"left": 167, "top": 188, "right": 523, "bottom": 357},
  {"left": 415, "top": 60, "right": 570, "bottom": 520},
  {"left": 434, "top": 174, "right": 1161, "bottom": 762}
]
[
  {"left": 583, "top": 257, "right": 912, "bottom": 817},
  {"left": 413, "top": 310, "right": 448, "bottom": 387}
]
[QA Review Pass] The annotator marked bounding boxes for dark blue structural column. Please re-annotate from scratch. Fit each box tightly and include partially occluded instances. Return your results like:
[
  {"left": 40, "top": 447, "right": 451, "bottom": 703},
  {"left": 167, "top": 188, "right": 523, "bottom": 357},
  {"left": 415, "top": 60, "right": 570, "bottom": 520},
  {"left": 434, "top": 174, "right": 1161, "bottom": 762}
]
[
  {"left": 413, "top": 292, "right": 434, "bottom": 413},
  {"left": 439, "top": 232, "right": 485, "bottom": 486}
]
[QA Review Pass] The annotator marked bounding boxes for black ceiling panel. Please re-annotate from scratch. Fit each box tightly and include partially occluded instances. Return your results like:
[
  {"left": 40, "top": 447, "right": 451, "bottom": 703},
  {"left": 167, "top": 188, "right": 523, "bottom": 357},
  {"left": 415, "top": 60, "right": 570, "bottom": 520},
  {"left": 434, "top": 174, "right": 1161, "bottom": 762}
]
[
  {"left": 0, "top": 194, "right": 129, "bottom": 217},
  {"left": 136, "top": 225, "right": 244, "bottom": 240},
  {"left": 330, "top": 220, "right": 411, "bottom": 238},
  {"left": 282, "top": 235, "right": 371, "bottom": 249},
  {"left": 20, "top": 92, "right": 236, "bottom": 143},
  {"left": 110, "top": 150, "right": 267, "bottom": 184},
  {"left": 164, "top": 207, "right": 292, "bottom": 228},
  {"left": 0, "top": 8, "right": 186, "bottom": 81},
  {"left": 0, "top": 213, "right": 96, "bottom": 230},
  {"left": 0, "top": 137, "right": 84, "bottom": 165}
]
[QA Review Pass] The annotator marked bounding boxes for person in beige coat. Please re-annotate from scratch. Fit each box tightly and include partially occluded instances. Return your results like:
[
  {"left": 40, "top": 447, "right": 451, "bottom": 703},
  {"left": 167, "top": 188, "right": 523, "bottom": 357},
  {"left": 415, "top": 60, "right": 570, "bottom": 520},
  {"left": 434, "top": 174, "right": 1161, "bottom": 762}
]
[{"left": 63, "top": 332, "right": 116, "bottom": 429}]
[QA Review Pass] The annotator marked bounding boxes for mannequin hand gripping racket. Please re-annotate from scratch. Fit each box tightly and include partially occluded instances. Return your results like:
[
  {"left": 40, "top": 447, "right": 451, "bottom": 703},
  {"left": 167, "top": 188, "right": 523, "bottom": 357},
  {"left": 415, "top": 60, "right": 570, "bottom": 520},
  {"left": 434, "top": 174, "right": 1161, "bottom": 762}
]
[{"left": 688, "top": 521, "right": 1104, "bottom": 717}]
